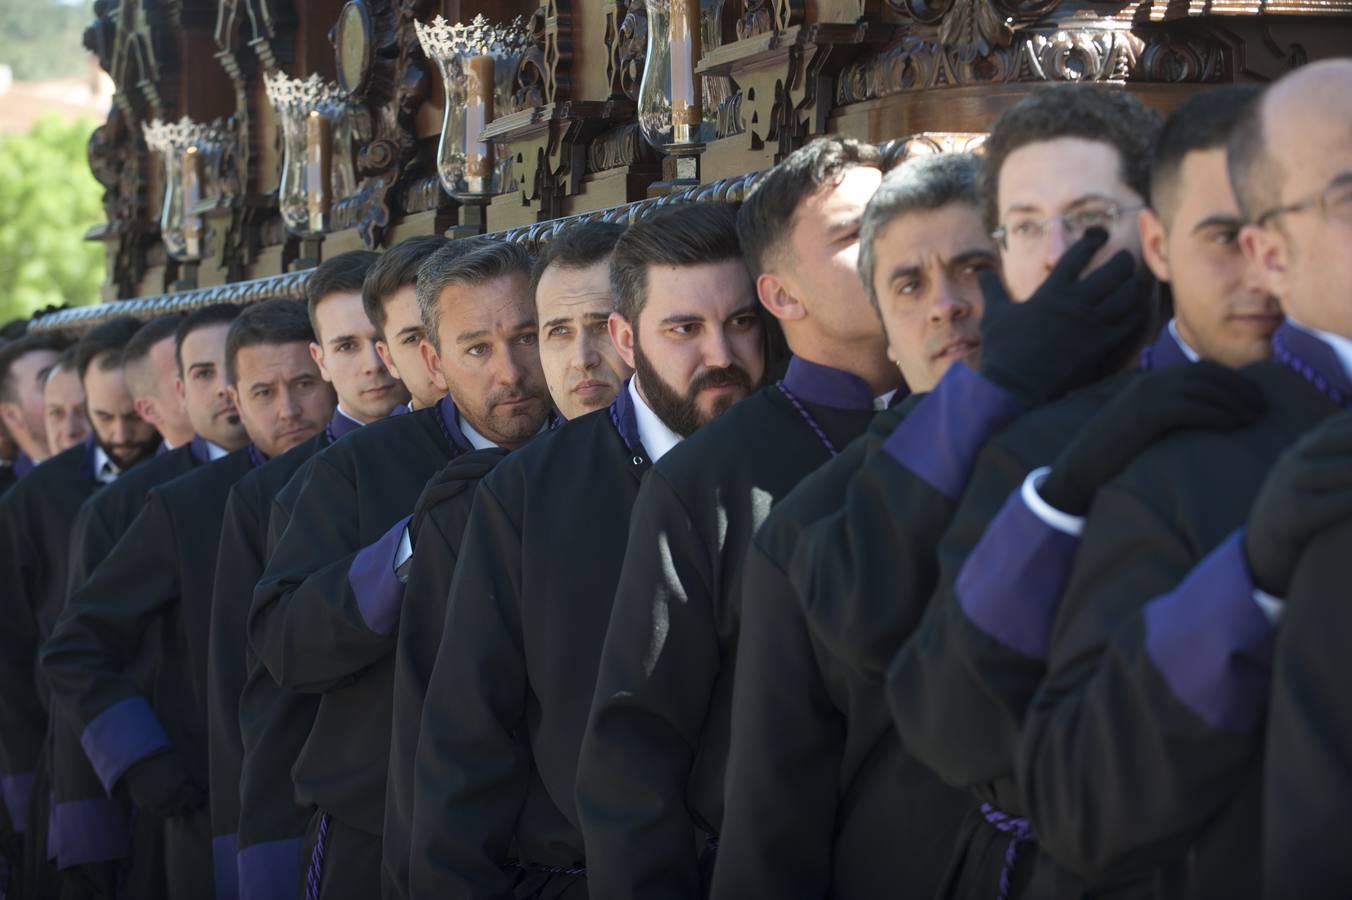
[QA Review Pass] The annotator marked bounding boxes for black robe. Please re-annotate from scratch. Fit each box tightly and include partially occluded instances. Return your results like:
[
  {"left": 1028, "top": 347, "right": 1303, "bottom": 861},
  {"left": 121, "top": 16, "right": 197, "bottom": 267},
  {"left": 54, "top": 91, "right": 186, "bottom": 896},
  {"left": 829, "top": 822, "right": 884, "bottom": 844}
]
[
  {"left": 575, "top": 357, "right": 885, "bottom": 898},
  {"left": 207, "top": 412, "right": 361, "bottom": 900},
  {"left": 1263, "top": 514, "right": 1352, "bottom": 899},
  {"left": 407, "top": 388, "right": 652, "bottom": 899},
  {"left": 41, "top": 445, "right": 266, "bottom": 900},
  {"left": 1017, "top": 324, "right": 1345, "bottom": 898},
  {"left": 0, "top": 441, "right": 105, "bottom": 900},
  {"left": 379, "top": 447, "right": 510, "bottom": 900},
  {"left": 712, "top": 398, "right": 969, "bottom": 899},
  {"left": 248, "top": 398, "right": 472, "bottom": 900}
]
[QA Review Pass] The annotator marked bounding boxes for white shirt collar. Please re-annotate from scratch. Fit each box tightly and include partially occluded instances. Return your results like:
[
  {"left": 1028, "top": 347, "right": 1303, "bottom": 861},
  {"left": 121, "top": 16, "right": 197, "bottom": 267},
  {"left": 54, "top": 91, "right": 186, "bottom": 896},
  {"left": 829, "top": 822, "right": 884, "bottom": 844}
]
[
  {"left": 874, "top": 389, "right": 898, "bottom": 411},
  {"left": 91, "top": 444, "right": 121, "bottom": 485},
  {"left": 459, "top": 417, "right": 500, "bottom": 451},
  {"left": 1167, "top": 318, "right": 1201, "bottom": 363},
  {"left": 1286, "top": 318, "right": 1352, "bottom": 383},
  {"left": 629, "top": 377, "right": 683, "bottom": 464},
  {"left": 206, "top": 440, "right": 230, "bottom": 461}
]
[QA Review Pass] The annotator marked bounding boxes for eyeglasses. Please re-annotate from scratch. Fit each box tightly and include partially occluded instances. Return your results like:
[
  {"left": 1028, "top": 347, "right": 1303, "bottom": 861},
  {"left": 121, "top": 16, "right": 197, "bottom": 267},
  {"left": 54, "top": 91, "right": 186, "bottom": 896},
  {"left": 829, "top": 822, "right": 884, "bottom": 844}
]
[
  {"left": 1255, "top": 177, "right": 1352, "bottom": 227},
  {"left": 992, "top": 202, "right": 1143, "bottom": 251}
]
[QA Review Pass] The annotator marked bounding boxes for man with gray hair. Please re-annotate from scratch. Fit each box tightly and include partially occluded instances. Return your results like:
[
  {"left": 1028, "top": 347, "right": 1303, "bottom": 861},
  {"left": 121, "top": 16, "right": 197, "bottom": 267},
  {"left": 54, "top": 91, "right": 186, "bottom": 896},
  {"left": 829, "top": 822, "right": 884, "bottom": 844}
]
[{"left": 248, "top": 238, "right": 553, "bottom": 900}]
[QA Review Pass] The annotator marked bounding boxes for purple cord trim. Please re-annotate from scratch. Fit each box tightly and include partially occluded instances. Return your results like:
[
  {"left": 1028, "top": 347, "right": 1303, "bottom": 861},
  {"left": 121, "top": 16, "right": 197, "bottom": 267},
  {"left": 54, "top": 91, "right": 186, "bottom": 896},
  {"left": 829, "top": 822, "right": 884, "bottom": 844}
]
[
  {"left": 513, "top": 861, "right": 587, "bottom": 876},
  {"left": 304, "top": 814, "right": 330, "bottom": 900},
  {"left": 775, "top": 381, "right": 837, "bottom": 457},
  {"left": 1273, "top": 331, "right": 1350, "bottom": 409},
  {"left": 980, "top": 803, "right": 1034, "bottom": 900}
]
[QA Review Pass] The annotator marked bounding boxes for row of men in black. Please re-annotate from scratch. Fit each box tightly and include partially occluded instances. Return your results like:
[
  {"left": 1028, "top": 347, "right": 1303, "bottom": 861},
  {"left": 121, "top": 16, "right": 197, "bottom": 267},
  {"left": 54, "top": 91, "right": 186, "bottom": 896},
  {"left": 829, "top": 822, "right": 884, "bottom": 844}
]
[{"left": 3, "top": 56, "right": 1351, "bottom": 900}]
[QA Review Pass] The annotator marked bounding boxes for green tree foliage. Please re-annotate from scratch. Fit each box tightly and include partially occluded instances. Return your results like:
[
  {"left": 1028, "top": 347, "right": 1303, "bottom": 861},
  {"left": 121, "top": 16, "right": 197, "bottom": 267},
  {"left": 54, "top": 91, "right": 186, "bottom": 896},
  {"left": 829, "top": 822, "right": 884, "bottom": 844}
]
[
  {"left": 0, "top": 0, "right": 92, "bottom": 81},
  {"left": 0, "top": 116, "right": 105, "bottom": 323}
]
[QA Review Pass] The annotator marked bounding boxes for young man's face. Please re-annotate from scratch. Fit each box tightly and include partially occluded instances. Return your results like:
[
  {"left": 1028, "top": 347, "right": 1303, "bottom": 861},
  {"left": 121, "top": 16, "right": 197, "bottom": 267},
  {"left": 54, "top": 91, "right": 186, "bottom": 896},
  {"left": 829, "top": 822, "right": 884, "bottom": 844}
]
[
  {"left": 608, "top": 259, "right": 765, "bottom": 437},
  {"left": 42, "top": 363, "right": 89, "bottom": 455},
  {"left": 310, "top": 290, "right": 408, "bottom": 423},
  {"left": 422, "top": 273, "right": 553, "bottom": 448},
  {"left": 376, "top": 284, "right": 444, "bottom": 410},
  {"left": 228, "top": 341, "right": 335, "bottom": 458},
  {"left": 1140, "top": 148, "right": 1281, "bottom": 368},
  {"left": 130, "top": 335, "right": 193, "bottom": 445},
  {"left": 868, "top": 202, "right": 998, "bottom": 393},
  {"left": 178, "top": 323, "right": 247, "bottom": 450},
  {"left": 0, "top": 347, "right": 60, "bottom": 459},
  {"left": 84, "top": 358, "right": 160, "bottom": 468},
  {"left": 996, "top": 137, "right": 1144, "bottom": 302},
  {"left": 535, "top": 258, "right": 632, "bottom": 420}
]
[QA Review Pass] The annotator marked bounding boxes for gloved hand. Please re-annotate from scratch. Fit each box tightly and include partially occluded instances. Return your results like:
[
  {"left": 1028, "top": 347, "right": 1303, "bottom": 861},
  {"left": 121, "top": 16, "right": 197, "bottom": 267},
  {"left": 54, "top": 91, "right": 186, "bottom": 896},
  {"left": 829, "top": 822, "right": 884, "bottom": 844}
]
[
  {"left": 1245, "top": 412, "right": 1352, "bottom": 597},
  {"left": 1039, "top": 363, "right": 1267, "bottom": 516},
  {"left": 120, "top": 750, "right": 206, "bottom": 819},
  {"left": 978, "top": 228, "right": 1144, "bottom": 408},
  {"left": 409, "top": 447, "right": 509, "bottom": 548}
]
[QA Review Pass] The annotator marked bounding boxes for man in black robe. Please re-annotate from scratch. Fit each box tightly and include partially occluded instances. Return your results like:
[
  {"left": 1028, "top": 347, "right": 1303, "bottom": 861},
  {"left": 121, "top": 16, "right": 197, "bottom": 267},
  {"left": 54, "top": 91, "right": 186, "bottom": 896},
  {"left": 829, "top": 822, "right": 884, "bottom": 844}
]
[
  {"left": 883, "top": 85, "right": 1275, "bottom": 899},
  {"left": 363, "top": 235, "right": 451, "bottom": 412},
  {"left": 40, "top": 349, "right": 90, "bottom": 456},
  {"left": 572, "top": 137, "right": 905, "bottom": 897},
  {"left": 206, "top": 252, "right": 403, "bottom": 900},
  {"left": 42, "top": 300, "right": 337, "bottom": 900},
  {"left": 383, "top": 220, "right": 630, "bottom": 899},
  {"left": 1015, "top": 61, "right": 1352, "bottom": 899},
  {"left": 0, "top": 317, "right": 161, "bottom": 900},
  {"left": 248, "top": 240, "right": 553, "bottom": 900},
  {"left": 0, "top": 333, "right": 63, "bottom": 489}
]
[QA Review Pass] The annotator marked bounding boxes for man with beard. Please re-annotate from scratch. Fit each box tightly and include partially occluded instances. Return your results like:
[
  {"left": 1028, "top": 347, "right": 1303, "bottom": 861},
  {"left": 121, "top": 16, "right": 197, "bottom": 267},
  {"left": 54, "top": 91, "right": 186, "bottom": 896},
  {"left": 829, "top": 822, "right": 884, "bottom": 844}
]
[
  {"left": 0, "top": 334, "right": 64, "bottom": 482},
  {"left": 42, "top": 300, "right": 336, "bottom": 900},
  {"left": 880, "top": 86, "right": 1272, "bottom": 900},
  {"left": 248, "top": 240, "right": 553, "bottom": 900},
  {"left": 382, "top": 221, "right": 630, "bottom": 899},
  {"left": 1015, "top": 60, "right": 1352, "bottom": 900},
  {"left": 0, "top": 318, "right": 158, "bottom": 900},
  {"left": 363, "top": 235, "right": 455, "bottom": 411},
  {"left": 41, "top": 348, "right": 90, "bottom": 455},
  {"left": 574, "top": 137, "right": 897, "bottom": 897},
  {"left": 53, "top": 311, "right": 242, "bottom": 900},
  {"left": 204, "top": 252, "right": 396, "bottom": 900},
  {"left": 404, "top": 214, "right": 742, "bottom": 899}
]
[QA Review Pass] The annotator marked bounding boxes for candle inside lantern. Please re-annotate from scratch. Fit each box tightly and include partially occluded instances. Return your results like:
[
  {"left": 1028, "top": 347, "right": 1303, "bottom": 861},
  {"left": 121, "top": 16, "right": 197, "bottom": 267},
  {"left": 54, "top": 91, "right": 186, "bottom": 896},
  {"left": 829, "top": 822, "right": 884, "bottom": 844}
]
[
  {"left": 668, "top": 0, "right": 703, "bottom": 144},
  {"left": 181, "top": 145, "right": 204, "bottom": 258},
  {"left": 465, "top": 53, "right": 496, "bottom": 193},
  {"left": 306, "top": 110, "right": 333, "bottom": 233}
]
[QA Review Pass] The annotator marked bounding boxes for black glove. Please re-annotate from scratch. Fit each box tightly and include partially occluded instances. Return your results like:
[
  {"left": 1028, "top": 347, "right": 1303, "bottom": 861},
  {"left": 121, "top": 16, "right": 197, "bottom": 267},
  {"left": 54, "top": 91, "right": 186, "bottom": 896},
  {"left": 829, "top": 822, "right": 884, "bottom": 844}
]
[
  {"left": 978, "top": 228, "right": 1144, "bottom": 408},
  {"left": 120, "top": 750, "right": 205, "bottom": 819},
  {"left": 1039, "top": 363, "right": 1267, "bottom": 515},
  {"left": 1245, "top": 412, "right": 1352, "bottom": 597},
  {"left": 409, "top": 447, "right": 509, "bottom": 548}
]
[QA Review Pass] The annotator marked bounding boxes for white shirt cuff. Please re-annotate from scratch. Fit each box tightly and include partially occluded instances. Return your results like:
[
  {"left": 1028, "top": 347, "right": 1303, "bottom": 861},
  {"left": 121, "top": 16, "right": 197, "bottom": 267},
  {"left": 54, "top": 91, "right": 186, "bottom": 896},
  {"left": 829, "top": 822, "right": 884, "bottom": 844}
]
[
  {"left": 1252, "top": 589, "right": 1284, "bottom": 625},
  {"left": 1021, "top": 467, "right": 1086, "bottom": 538},
  {"left": 394, "top": 525, "right": 414, "bottom": 583}
]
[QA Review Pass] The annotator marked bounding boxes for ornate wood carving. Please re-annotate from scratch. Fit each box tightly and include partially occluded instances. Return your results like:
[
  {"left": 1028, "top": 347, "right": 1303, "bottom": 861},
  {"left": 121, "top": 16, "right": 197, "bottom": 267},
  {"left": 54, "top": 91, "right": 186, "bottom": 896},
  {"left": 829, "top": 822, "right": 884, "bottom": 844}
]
[
  {"left": 605, "top": 0, "right": 648, "bottom": 101},
  {"left": 888, "top": 0, "right": 1062, "bottom": 62},
  {"left": 587, "top": 122, "right": 661, "bottom": 172}
]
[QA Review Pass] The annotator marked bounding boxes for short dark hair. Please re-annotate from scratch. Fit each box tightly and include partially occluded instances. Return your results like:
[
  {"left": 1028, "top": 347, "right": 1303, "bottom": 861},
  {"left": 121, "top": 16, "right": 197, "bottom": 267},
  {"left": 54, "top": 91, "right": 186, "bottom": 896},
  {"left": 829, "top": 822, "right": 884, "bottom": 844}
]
[
  {"left": 611, "top": 203, "right": 745, "bottom": 323},
  {"left": 48, "top": 344, "right": 80, "bottom": 382},
  {"left": 362, "top": 235, "right": 451, "bottom": 333},
  {"left": 306, "top": 250, "right": 379, "bottom": 340},
  {"left": 1150, "top": 85, "right": 1261, "bottom": 228},
  {"left": 224, "top": 299, "right": 316, "bottom": 386},
  {"left": 979, "top": 85, "right": 1161, "bottom": 230},
  {"left": 528, "top": 222, "right": 626, "bottom": 313},
  {"left": 416, "top": 240, "right": 533, "bottom": 350},
  {"left": 74, "top": 316, "right": 142, "bottom": 380},
  {"left": 175, "top": 304, "right": 242, "bottom": 374},
  {"left": 124, "top": 315, "right": 184, "bottom": 371},
  {"left": 0, "top": 333, "right": 64, "bottom": 403},
  {"left": 737, "top": 136, "right": 882, "bottom": 280},
  {"left": 1226, "top": 87, "right": 1278, "bottom": 222}
]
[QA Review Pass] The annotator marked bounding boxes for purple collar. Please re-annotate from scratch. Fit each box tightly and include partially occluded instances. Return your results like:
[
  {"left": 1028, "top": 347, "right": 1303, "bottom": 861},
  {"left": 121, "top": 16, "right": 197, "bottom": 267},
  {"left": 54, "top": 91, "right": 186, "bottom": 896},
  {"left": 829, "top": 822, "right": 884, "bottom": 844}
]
[
  {"left": 247, "top": 444, "right": 269, "bottom": 469},
  {"left": 1139, "top": 323, "right": 1191, "bottom": 371},
  {"left": 325, "top": 408, "right": 364, "bottom": 444},
  {"left": 79, "top": 434, "right": 101, "bottom": 482},
  {"left": 609, "top": 377, "right": 647, "bottom": 462},
  {"left": 781, "top": 356, "right": 878, "bottom": 412},
  {"left": 188, "top": 435, "right": 216, "bottom": 466},
  {"left": 387, "top": 402, "right": 412, "bottom": 417},
  {"left": 1273, "top": 322, "right": 1352, "bottom": 407},
  {"left": 13, "top": 452, "right": 35, "bottom": 480},
  {"left": 435, "top": 396, "right": 474, "bottom": 454}
]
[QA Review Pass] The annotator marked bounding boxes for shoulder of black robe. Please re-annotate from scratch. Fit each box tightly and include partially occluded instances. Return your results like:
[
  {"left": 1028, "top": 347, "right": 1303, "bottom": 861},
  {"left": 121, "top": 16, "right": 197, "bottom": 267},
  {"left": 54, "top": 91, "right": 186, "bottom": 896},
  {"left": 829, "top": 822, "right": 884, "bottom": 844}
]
[
  {"left": 206, "top": 431, "right": 329, "bottom": 885},
  {"left": 408, "top": 409, "right": 643, "bottom": 898},
  {"left": 577, "top": 385, "right": 876, "bottom": 898},
  {"left": 1017, "top": 362, "right": 1340, "bottom": 896},
  {"left": 382, "top": 446, "right": 510, "bottom": 900},
  {"left": 1263, "top": 516, "right": 1352, "bottom": 900}
]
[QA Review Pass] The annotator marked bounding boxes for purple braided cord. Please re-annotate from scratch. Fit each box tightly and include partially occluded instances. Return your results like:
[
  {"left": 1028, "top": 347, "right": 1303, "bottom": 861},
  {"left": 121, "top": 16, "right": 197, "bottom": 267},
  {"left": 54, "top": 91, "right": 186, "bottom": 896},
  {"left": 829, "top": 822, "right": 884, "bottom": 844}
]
[
  {"left": 775, "top": 381, "right": 837, "bottom": 457},
  {"left": 305, "top": 813, "right": 331, "bottom": 900},
  {"left": 980, "top": 803, "right": 1034, "bottom": 900},
  {"left": 1272, "top": 332, "right": 1349, "bottom": 408},
  {"left": 514, "top": 861, "right": 587, "bottom": 876},
  {"left": 1138, "top": 343, "right": 1154, "bottom": 371}
]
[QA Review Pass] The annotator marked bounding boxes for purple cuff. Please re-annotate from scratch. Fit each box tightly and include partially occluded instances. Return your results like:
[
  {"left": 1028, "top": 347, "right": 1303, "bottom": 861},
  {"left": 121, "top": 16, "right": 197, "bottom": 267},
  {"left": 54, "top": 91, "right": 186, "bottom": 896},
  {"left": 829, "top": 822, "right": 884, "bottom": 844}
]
[
  {"left": 883, "top": 363, "right": 1023, "bottom": 500},
  {"left": 80, "top": 696, "right": 172, "bottom": 793},
  {"left": 1, "top": 771, "right": 34, "bottom": 834},
  {"left": 214, "top": 833, "right": 240, "bottom": 900},
  {"left": 238, "top": 837, "right": 303, "bottom": 900},
  {"left": 1144, "top": 530, "right": 1276, "bottom": 733},
  {"left": 52, "top": 798, "right": 130, "bottom": 868},
  {"left": 348, "top": 514, "right": 412, "bottom": 636},
  {"left": 957, "top": 487, "right": 1080, "bottom": 659}
]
